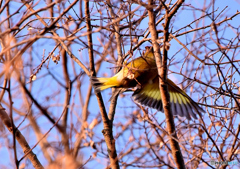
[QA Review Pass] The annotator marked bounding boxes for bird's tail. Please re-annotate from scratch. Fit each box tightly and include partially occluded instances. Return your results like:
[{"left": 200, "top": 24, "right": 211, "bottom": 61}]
[{"left": 90, "top": 76, "right": 117, "bottom": 92}]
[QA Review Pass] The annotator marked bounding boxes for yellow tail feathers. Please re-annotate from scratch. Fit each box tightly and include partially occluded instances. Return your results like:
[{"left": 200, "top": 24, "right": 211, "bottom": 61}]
[{"left": 91, "top": 76, "right": 119, "bottom": 92}]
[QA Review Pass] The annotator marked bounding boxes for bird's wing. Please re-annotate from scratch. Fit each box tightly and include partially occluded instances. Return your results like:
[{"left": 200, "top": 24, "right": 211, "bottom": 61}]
[{"left": 132, "top": 76, "right": 204, "bottom": 120}]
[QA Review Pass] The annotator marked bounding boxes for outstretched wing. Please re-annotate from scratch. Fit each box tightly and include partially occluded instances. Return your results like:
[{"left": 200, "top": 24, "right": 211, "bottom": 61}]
[{"left": 132, "top": 77, "right": 204, "bottom": 120}]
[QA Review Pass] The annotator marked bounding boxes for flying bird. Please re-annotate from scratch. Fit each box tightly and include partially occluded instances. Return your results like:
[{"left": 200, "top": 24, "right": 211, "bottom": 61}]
[{"left": 91, "top": 46, "right": 204, "bottom": 120}]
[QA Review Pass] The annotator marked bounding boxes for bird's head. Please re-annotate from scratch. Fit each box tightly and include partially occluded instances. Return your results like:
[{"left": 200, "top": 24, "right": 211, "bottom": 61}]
[{"left": 143, "top": 46, "right": 155, "bottom": 60}]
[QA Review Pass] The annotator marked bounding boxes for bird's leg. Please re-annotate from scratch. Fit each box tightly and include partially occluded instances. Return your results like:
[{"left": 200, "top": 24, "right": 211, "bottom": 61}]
[{"left": 134, "top": 80, "right": 142, "bottom": 90}]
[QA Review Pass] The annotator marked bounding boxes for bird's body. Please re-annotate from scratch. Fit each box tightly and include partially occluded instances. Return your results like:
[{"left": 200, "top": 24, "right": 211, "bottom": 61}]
[
  {"left": 92, "top": 49, "right": 156, "bottom": 90},
  {"left": 91, "top": 47, "right": 204, "bottom": 120}
]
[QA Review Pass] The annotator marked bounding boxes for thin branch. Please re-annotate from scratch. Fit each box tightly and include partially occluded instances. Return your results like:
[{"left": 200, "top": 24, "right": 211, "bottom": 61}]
[
  {"left": 85, "top": 0, "right": 119, "bottom": 168},
  {"left": 0, "top": 104, "right": 44, "bottom": 169}
]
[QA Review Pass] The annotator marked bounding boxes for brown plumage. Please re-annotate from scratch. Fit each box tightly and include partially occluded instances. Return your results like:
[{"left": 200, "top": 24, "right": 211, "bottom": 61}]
[{"left": 91, "top": 46, "right": 204, "bottom": 120}]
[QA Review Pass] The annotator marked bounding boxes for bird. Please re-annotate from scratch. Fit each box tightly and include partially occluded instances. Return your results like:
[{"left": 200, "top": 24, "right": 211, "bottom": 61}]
[{"left": 91, "top": 46, "right": 204, "bottom": 120}]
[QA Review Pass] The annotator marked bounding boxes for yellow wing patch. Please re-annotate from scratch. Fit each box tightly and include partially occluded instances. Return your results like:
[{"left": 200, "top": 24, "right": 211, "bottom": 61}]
[{"left": 132, "top": 79, "right": 203, "bottom": 120}]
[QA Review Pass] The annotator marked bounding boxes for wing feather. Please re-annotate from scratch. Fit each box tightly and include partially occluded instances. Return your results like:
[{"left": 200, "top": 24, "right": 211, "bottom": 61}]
[{"left": 132, "top": 77, "right": 204, "bottom": 120}]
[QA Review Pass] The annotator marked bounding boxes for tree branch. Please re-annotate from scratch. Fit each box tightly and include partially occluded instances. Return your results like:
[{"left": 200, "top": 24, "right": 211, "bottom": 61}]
[
  {"left": 85, "top": 1, "right": 119, "bottom": 168},
  {"left": 147, "top": 0, "right": 186, "bottom": 168}
]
